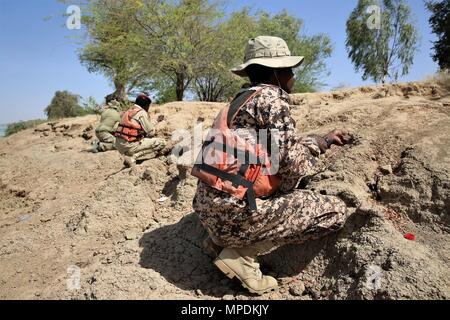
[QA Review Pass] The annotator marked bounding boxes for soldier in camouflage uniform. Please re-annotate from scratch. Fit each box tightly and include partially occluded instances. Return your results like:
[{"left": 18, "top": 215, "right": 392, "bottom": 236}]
[
  {"left": 115, "top": 94, "right": 166, "bottom": 167},
  {"left": 93, "top": 100, "right": 122, "bottom": 152},
  {"left": 192, "top": 36, "right": 352, "bottom": 295}
]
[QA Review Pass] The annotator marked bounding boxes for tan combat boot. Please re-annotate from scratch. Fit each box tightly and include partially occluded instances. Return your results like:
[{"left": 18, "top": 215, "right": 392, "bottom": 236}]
[
  {"left": 214, "top": 246, "right": 278, "bottom": 295},
  {"left": 123, "top": 155, "right": 136, "bottom": 168}
]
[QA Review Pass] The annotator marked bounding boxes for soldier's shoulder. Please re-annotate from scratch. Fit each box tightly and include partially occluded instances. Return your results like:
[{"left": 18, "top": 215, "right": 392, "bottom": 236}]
[
  {"left": 135, "top": 109, "right": 149, "bottom": 118},
  {"left": 256, "top": 85, "right": 289, "bottom": 101}
]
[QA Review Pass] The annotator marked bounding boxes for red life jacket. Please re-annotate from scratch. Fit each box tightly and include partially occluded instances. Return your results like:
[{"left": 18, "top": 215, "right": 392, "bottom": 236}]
[
  {"left": 191, "top": 86, "right": 281, "bottom": 211},
  {"left": 115, "top": 106, "right": 145, "bottom": 142}
]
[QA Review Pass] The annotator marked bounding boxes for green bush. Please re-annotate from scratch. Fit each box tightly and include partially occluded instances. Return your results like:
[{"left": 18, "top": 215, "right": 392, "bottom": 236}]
[
  {"left": 45, "top": 91, "right": 96, "bottom": 119},
  {"left": 5, "top": 119, "right": 47, "bottom": 137}
]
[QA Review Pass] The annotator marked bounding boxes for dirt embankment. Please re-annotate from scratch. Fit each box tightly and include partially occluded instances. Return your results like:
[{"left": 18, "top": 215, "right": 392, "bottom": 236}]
[{"left": 0, "top": 80, "right": 449, "bottom": 300}]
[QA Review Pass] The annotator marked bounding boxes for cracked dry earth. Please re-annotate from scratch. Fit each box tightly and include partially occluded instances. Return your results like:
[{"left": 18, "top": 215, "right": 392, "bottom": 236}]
[{"left": 0, "top": 80, "right": 449, "bottom": 300}]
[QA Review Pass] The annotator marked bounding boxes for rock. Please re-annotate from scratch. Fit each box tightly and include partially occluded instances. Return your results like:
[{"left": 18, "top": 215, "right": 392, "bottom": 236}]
[
  {"left": 380, "top": 165, "right": 393, "bottom": 175},
  {"left": 195, "top": 289, "right": 203, "bottom": 296},
  {"left": 81, "top": 132, "right": 93, "bottom": 141},
  {"left": 124, "top": 231, "right": 138, "bottom": 241},
  {"left": 142, "top": 169, "right": 156, "bottom": 182},
  {"left": 289, "top": 282, "right": 306, "bottom": 296},
  {"left": 332, "top": 92, "right": 347, "bottom": 100},
  {"left": 306, "top": 287, "right": 321, "bottom": 300},
  {"left": 157, "top": 115, "right": 165, "bottom": 122}
]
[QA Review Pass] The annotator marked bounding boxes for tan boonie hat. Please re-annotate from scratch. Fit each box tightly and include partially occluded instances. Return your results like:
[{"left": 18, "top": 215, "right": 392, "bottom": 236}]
[{"left": 231, "top": 36, "right": 304, "bottom": 77}]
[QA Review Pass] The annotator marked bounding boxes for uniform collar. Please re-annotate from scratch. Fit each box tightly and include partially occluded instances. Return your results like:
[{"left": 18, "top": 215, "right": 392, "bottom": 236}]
[{"left": 251, "top": 83, "right": 291, "bottom": 103}]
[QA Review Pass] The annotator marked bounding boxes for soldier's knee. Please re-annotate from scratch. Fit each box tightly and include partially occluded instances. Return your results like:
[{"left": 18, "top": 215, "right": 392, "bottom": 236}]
[{"left": 331, "top": 197, "right": 350, "bottom": 225}]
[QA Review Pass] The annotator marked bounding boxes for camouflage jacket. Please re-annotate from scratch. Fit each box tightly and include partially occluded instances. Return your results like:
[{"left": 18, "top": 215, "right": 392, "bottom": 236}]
[{"left": 193, "top": 84, "right": 323, "bottom": 210}]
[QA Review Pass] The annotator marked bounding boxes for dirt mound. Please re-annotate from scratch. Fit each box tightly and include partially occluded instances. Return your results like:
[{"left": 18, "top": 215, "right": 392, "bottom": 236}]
[{"left": 0, "top": 80, "right": 449, "bottom": 300}]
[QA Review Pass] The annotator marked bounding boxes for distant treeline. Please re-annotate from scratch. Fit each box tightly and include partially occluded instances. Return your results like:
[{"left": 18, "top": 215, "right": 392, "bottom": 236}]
[
  {"left": 5, "top": 90, "right": 99, "bottom": 137},
  {"left": 4, "top": 119, "right": 47, "bottom": 137}
]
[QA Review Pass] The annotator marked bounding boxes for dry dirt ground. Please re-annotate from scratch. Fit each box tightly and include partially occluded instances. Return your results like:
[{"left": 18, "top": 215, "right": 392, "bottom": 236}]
[{"left": 0, "top": 80, "right": 449, "bottom": 300}]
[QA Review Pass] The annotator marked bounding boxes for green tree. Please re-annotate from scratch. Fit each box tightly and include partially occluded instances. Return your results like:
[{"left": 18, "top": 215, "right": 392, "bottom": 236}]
[
  {"left": 193, "top": 9, "right": 333, "bottom": 100},
  {"left": 45, "top": 91, "right": 87, "bottom": 119},
  {"left": 82, "top": 96, "right": 100, "bottom": 114},
  {"left": 426, "top": 0, "right": 450, "bottom": 70},
  {"left": 134, "top": 0, "right": 222, "bottom": 101},
  {"left": 193, "top": 8, "right": 256, "bottom": 101},
  {"left": 346, "top": 0, "right": 419, "bottom": 83},
  {"left": 256, "top": 10, "right": 333, "bottom": 92},
  {"left": 79, "top": 0, "right": 147, "bottom": 103}
]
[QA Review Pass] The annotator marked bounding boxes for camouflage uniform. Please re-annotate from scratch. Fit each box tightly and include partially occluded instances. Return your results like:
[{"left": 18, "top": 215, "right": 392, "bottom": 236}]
[
  {"left": 95, "top": 102, "right": 121, "bottom": 152},
  {"left": 115, "top": 105, "right": 166, "bottom": 161},
  {"left": 193, "top": 85, "right": 349, "bottom": 252}
]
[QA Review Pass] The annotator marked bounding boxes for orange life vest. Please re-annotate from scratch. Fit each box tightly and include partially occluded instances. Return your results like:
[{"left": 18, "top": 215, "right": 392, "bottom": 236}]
[
  {"left": 191, "top": 86, "right": 281, "bottom": 211},
  {"left": 115, "top": 106, "right": 145, "bottom": 142}
]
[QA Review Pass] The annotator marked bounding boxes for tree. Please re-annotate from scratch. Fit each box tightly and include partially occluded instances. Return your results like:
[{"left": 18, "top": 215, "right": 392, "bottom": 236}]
[
  {"left": 76, "top": 1, "right": 334, "bottom": 102},
  {"left": 346, "top": 0, "right": 419, "bottom": 83},
  {"left": 192, "top": 9, "right": 333, "bottom": 100},
  {"left": 79, "top": 0, "right": 147, "bottom": 103},
  {"left": 426, "top": 0, "right": 450, "bottom": 70},
  {"left": 193, "top": 8, "right": 256, "bottom": 101},
  {"left": 256, "top": 10, "right": 333, "bottom": 92},
  {"left": 44, "top": 91, "right": 87, "bottom": 119},
  {"left": 134, "top": 0, "right": 222, "bottom": 101}
]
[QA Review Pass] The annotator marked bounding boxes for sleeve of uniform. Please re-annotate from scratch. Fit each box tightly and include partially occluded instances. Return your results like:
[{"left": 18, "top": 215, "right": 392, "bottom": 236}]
[
  {"left": 255, "top": 90, "right": 321, "bottom": 192},
  {"left": 137, "top": 112, "right": 155, "bottom": 138}
]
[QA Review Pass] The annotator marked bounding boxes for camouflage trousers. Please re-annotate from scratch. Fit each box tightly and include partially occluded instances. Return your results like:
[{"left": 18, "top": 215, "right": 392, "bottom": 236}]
[
  {"left": 95, "top": 131, "right": 116, "bottom": 152},
  {"left": 194, "top": 185, "right": 349, "bottom": 254},
  {"left": 115, "top": 137, "right": 166, "bottom": 161}
]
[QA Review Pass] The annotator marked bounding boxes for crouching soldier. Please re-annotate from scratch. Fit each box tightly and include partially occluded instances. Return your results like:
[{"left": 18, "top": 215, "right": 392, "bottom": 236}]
[
  {"left": 93, "top": 100, "right": 121, "bottom": 153},
  {"left": 114, "top": 93, "right": 166, "bottom": 167},
  {"left": 191, "top": 36, "right": 353, "bottom": 295}
]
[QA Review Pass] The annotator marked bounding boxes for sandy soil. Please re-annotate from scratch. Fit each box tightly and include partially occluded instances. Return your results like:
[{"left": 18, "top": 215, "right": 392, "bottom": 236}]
[{"left": 0, "top": 80, "right": 449, "bottom": 300}]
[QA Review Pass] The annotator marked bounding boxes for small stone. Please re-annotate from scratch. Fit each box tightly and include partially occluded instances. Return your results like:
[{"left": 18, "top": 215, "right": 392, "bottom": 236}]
[
  {"left": 222, "top": 294, "right": 234, "bottom": 300},
  {"left": 142, "top": 169, "right": 155, "bottom": 182},
  {"left": 321, "top": 290, "right": 332, "bottom": 297},
  {"left": 306, "top": 287, "right": 321, "bottom": 300},
  {"left": 289, "top": 282, "right": 305, "bottom": 296},
  {"left": 195, "top": 289, "right": 203, "bottom": 296},
  {"left": 124, "top": 231, "right": 138, "bottom": 241},
  {"left": 380, "top": 165, "right": 393, "bottom": 174}
]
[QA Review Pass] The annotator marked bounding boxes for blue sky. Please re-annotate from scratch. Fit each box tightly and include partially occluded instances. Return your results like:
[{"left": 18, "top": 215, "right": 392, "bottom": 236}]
[{"left": 0, "top": 0, "right": 438, "bottom": 124}]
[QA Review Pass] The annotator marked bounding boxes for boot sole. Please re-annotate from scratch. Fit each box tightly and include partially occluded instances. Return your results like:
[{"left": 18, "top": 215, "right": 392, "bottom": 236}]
[{"left": 214, "top": 259, "right": 278, "bottom": 296}]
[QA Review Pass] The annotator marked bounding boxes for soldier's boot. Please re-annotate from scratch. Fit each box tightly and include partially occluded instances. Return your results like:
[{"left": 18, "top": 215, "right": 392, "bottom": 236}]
[
  {"left": 91, "top": 140, "right": 100, "bottom": 153},
  {"left": 123, "top": 155, "right": 136, "bottom": 168},
  {"left": 202, "top": 236, "right": 223, "bottom": 258},
  {"left": 214, "top": 246, "right": 278, "bottom": 295}
]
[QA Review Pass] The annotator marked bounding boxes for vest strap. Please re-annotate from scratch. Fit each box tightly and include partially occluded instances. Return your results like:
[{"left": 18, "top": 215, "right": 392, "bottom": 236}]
[{"left": 196, "top": 163, "right": 257, "bottom": 211}]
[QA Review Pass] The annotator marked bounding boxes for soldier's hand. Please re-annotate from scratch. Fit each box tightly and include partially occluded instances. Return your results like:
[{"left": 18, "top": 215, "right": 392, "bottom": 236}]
[{"left": 324, "top": 129, "right": 352, "bottom": 147}]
